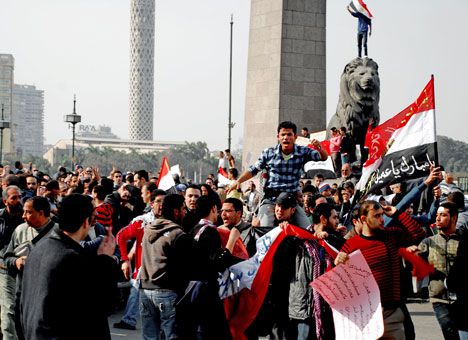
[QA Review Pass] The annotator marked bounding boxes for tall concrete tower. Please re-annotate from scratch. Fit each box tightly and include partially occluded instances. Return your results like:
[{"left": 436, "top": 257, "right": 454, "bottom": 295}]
[
  {"left": 242, "top": 0, "right": 326, "bottom": 169},
  {"left": 128, "top": 0, "right": 155, "bottom": 140}
]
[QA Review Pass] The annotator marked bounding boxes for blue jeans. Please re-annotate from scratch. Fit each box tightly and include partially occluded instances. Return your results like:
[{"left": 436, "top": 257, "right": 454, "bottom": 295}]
[
  {"left": 0, "top": 271, "right": 17, "bottom": 340},
  {"left": 459, "top": 330, "right": 468, "bottom": 340},
  {"left": 432, "top": 302, "right": 459, "bottom": 340},
  {"left": 140, "top": 288, "right": 179, "bottom": 340},
  {"left": 122, "top": 284, "right": 140, "bottom": 327},
  {"left": 357, "top": 31, "right": 368, "bottom": 57},
  {"left": 297, "top": 321, "right": 310, "bottom": 340}
]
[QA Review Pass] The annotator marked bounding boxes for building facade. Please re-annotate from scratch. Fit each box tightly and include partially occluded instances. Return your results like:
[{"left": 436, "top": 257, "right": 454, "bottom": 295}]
[
  {"left": 43, "top": 137, "right": 183, "bottom": 167},
  {"left": 12, "top": 84, "right": 44, "bottom": 157},
  {"left": 128, "top": 0, "right": 155, "bottom": 141}
]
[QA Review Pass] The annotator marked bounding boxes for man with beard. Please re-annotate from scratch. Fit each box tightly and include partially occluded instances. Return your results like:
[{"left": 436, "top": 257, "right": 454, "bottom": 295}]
[
  {"left": 335, "top": 201, "right": 425, "bottom": 339},
  {"left": 312, "top": 203, "right": 346, "bottom": 249},
  {"left": 419, "top": 202, "right": 461, "bottom": 340},
  {"left": 0, "top": 186, "right": 24, "bottom": 340}
]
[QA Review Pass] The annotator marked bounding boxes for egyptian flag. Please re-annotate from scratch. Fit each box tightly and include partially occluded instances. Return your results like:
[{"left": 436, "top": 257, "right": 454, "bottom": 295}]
[
  {"left": 357, "top": 76, "right": 437, "bottom": 198},
  {"left": 218, "top": 167, "right": 231, "bottom": 186},
  {"left": 219, "top": 224, "right": 337, "bottom": 340},
  {"left": 349, "top": 0, "right": 373, "bottom": 19},
  {"left": 156, "top": 156, "right": 176, "bottom": 191}
]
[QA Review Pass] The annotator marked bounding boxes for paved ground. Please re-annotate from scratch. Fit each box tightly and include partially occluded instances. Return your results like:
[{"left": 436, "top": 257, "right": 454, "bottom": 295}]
[{"left": 109, "top": 299, "right": 443, "bottom": 339}]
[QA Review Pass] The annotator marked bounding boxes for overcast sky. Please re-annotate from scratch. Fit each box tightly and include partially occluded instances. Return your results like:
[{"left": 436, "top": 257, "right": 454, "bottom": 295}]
[{"left": 1, "top": 0, "right": 467, "bottom": 150}]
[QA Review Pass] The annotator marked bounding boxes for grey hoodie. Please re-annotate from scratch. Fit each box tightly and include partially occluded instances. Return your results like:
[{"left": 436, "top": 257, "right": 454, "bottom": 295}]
[{"left": 140, "top": 218, "right": 192, "bottom": 290}]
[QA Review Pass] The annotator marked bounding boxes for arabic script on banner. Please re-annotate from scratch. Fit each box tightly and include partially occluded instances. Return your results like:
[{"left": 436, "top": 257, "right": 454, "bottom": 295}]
[{"left": 311, "top": 250, "right": 384, "bottom": 340}]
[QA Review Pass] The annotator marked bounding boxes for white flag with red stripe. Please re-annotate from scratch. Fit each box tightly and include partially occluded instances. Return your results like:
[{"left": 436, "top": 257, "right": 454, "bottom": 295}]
[
  {"left": 218, "top": 167, "right": 231, "bottom": 186},
  {"left": 156, "top": 156, "right": 176, "bottom": 191},
  {"left": 349, "top": 0, "right": 373, "bottom": 19}
]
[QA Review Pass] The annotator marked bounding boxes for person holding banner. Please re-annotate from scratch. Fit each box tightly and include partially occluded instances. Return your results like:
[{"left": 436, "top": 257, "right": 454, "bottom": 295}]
[
  {"left": 335, "top": 201, "right": 426, "bottom": 339},
  {"left": 227, "top": 121, "right": 328, "bottom": 229}
]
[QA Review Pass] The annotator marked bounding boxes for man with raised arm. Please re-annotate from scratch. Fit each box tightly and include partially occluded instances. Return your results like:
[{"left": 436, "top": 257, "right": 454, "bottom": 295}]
[{"left": 228, "top": 121, "right": 328, "bottom": 228}]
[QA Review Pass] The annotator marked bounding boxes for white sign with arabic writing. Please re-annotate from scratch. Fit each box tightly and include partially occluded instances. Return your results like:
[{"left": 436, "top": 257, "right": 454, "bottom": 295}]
[{"left": 312, "top": 250, "right": 384, "bottom": 340}]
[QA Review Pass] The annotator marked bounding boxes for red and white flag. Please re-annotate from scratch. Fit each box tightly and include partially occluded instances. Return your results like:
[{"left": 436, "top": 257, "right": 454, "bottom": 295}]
[
  {"left": 217, "top": 167, "right": 231, "bottom": 186},
  {"left": 219, "top": 224, "right": 337, "bottom": 340},
  {"left": 156, "top": 156, "right": 176, "bottom": 191},
  {"left": 297, "top": 132, "right": 336, "bottom": 179},
  {"left": 349, "top": 0, "right": 373, "bottom": 19},
  {"left": 357, "top": 77, "right": 437, "bottom": 198}
]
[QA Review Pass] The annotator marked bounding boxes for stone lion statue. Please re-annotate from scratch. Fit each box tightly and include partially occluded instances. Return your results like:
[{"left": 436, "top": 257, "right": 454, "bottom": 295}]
[{"left": 327, "top": 58, "right": 380, "bottom": 161}]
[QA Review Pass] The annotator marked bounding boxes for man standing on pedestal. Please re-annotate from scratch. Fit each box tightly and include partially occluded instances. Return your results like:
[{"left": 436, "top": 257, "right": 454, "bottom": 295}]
[
  {"left": 228, "top": 121, "right": 328, "bottom": 228},
  {"left": 347, "top": 4, "right": 372, "bottom": 58}
]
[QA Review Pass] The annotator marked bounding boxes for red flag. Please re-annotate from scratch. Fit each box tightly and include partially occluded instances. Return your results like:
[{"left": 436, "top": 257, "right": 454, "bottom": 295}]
[
  {"left": 398, "top": 248, "right": 434, "bottom": 280},
  {"left": 156, "top": 156, "right": 175, "bottom": 190},
  {"left": 309, "top": 139, "right": 331, "bottom": 154},
  {"left": 224, "top": 224, "right": 337, "bottom": 339},
  {"left": 217, "top": 228, "right": 249, "bottom": 260}
]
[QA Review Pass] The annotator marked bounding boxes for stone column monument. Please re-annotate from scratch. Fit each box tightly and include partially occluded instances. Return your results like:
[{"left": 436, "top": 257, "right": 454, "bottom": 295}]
[{"left": 242, "top": 0, "right": 326, "bottom": 169}]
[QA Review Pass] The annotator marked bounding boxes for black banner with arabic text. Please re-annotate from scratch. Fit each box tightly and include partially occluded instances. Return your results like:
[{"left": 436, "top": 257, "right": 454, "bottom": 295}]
[{"left": 362, "top": 142, "right": 437, "bottom": 196}]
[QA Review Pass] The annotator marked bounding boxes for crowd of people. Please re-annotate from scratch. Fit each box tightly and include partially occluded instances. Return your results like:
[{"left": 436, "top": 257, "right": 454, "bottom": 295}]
[{"left": 0, "top": 121, "right": 466, "bottom": 340}]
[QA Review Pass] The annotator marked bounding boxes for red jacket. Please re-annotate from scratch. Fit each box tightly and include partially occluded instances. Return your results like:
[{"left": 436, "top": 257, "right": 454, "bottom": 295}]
[{"left": 116, "top": 211, "right": 155, "bottom": 279}]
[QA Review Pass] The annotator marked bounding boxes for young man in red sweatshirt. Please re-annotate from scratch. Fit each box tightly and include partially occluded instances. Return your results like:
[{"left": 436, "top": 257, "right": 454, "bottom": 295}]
[{"left": 335, "top": 200, "right": 425, "bottom": 339}]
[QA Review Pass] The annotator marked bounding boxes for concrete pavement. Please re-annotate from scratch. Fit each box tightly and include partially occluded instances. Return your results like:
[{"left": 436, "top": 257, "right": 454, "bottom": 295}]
[{"left": 109, "top": 300, "right": 444, "bottom": 339}]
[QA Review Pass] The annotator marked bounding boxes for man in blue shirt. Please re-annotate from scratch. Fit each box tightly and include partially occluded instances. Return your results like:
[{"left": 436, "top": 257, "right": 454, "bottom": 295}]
[
  {"left": 228, "top": 121, "right": 328, "bottom": 228},
  {"left": 348, "top": 5, "right": 372, "bottom": 58}
]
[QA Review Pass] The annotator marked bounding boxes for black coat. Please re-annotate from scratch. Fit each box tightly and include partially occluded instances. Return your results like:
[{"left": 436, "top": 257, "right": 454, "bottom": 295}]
[
  {"left": 20, "top": 227, "right": 118, "bottom": 340},
  {"left": 447, "top": 232, "right": 468, "bottom": 331}
]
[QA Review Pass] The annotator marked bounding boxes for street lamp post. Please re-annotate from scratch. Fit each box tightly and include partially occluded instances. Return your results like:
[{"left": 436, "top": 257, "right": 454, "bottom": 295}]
[
  {"left": 0, "top": 104, "right": 11, "bottom": 164},
  {"left": 64, "top": 96, "right": 81, "bottom": 169}
]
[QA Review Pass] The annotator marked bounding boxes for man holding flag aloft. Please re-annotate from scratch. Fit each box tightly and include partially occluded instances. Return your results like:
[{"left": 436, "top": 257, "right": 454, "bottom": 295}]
[{"left": 347, "top": 0, "right": 373, "bottom": 58}]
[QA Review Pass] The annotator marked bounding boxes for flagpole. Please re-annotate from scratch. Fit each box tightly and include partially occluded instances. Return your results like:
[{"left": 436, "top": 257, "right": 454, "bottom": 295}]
[
  {"left": 228, "top": 14, "right": 234, "bottom": 150},
  {"left": 431, "top": 74, "right": 439, "bottom": 167}
]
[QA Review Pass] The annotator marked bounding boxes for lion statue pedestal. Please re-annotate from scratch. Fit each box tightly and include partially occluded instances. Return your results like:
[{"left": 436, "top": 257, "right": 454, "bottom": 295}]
[{"left": 328, "top": 57, "right": 380, "bottom": 165}]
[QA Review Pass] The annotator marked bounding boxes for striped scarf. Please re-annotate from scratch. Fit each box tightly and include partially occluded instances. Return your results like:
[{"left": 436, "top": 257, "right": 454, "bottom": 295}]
[{"left": 304, "top": 239, "right": 331, "bottom": 340}]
